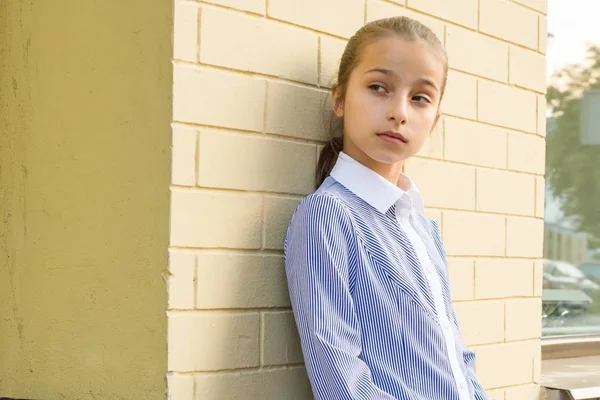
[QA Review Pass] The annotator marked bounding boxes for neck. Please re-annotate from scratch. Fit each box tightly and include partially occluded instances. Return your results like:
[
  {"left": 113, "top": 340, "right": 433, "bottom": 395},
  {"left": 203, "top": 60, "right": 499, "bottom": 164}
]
[{"left": 342, "top": 146, "right": 407, "bottom": 190}]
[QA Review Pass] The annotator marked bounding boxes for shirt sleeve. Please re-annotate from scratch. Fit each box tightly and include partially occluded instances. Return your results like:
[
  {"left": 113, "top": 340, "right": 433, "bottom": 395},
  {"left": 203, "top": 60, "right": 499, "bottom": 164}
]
[
  {"left": 450, "top": 310, "right": 489, "bottom": 400},
  {"left": 284, "top": 194, "right": 396, "bottom": 400}
]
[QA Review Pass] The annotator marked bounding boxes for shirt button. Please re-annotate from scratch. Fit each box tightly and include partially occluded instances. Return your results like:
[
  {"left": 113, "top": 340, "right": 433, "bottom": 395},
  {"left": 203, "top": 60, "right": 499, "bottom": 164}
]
[{"left": 459, "top": 382, "right": 467, "bottom": 390}]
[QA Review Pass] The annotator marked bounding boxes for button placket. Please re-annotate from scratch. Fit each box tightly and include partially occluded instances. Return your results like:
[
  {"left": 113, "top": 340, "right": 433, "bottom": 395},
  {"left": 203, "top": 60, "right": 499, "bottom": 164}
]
[{"left": 397, "top": 208, "right": 472, "bottom": 400}]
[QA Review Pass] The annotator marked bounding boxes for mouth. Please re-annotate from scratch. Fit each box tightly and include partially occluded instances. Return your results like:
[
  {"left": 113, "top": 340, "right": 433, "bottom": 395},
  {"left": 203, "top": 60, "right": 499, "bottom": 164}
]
[{"left": 376, "top": 131, "right": 408, "bottom": 144}]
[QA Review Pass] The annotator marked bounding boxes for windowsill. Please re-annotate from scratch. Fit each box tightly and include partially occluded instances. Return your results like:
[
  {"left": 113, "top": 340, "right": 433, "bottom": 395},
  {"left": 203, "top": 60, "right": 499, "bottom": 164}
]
[
  {"left": 542, "top": 355, "right": 600, "bottom": 399},
  {"left": 541, "top": 336, "right": 600, "bottom": 400},
  {"left": 541, "top": 338, "right": 600, "bottom": 399}
]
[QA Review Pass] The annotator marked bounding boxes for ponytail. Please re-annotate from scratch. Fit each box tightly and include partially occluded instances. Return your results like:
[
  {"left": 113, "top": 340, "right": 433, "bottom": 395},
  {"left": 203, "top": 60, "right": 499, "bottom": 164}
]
[{"left": 315, "top": 136, "right": 343, "bottom": 189}]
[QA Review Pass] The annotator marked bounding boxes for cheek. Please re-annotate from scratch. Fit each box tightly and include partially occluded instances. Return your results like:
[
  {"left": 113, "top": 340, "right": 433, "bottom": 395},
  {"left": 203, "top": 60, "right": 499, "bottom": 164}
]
[
  {"left": 417, "top": 108, "right": 439, "bottom": 130},
  {"left": 411, "top": 132, "right": 429, "bottom": 150},
  {"left": 348, "top": 92, "right": 385, "bottom": 128},
  {"left": 343, "top": 91, "right": 371, "bottom": 127},
  {"left": 410, "top": 111, "right": 438, "bottom": 141},
  {"left": 346, "top": 84, "right": 379, "bottom": 110}
]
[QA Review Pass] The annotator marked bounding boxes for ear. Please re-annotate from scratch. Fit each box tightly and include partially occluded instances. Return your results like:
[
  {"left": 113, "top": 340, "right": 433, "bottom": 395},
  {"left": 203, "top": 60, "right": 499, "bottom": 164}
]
[{"left": 331, "top": 85, "right": 344, "bottom": 118}]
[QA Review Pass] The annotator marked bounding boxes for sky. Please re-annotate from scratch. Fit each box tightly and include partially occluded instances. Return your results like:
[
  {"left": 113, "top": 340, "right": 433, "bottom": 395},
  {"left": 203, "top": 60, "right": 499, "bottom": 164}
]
[{"left": 546, "top": 0, "right": 600, "bottom": 76}]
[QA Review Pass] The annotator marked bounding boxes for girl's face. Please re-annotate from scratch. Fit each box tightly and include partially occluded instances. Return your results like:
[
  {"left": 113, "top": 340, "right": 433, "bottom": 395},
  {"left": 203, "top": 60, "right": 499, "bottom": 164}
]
[{"left": 334, "top": 37, "right": 445, "bottom": 177}]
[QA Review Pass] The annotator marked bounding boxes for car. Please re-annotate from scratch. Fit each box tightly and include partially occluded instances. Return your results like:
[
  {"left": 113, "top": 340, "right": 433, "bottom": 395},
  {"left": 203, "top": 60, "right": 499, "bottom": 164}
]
[
  {"left": 542, "top": 260, "right": 600, "bottom": 327},
  {"left": 579, "top": 261, "right": 600, "bottom": 284},
  {"left": 543, "top": 259, "right": 600, "bottom": 293}
]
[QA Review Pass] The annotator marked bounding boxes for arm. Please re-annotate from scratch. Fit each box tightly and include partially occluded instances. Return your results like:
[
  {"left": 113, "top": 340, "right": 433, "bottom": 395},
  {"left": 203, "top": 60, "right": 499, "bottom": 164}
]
[{"left": 284, "top": 194, "right": 395, "bottom": 400}]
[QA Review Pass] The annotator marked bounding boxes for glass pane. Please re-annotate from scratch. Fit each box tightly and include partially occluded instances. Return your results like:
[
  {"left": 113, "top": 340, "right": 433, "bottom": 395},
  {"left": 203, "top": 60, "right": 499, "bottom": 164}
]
[{"left": 542, "top": 0, "right": 600, "bottom": 338}]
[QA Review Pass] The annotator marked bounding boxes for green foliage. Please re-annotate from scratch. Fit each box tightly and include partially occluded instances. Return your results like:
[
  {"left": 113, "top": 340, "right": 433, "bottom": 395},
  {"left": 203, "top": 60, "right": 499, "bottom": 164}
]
[{"left": 545, "top": 45, "right": 600, "bottom": 248}]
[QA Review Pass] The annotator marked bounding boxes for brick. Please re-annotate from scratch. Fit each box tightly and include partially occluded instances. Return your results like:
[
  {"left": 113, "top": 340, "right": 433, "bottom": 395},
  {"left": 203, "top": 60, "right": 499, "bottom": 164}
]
[
  {"left": 533, "top": 341, "right": 541, "bottom": 383},
  {"left": 197, "top": 130, "right": 316, "bottom": 195},
  {"left": 505, "top": 384, "right": 542, "bottom": 400},
  {"left": 416, "top": 121, "right": 443, "bottom": 160},
  {"left": 509, "top": 46, "right": 546, "bottom": 93},
  {"left": 167, "top": 373, "right": 194, "bottom": 400},
  {"left": 269, "top": 0, "right": 364, "bottom": 38},
  {"left": 168, "top": 251, "right": 196, "bottom": 310},
  {"left": 195, "top": 367, "right": 312, "bottom": 400},
  {"left": 173, "top": 65, "right": 266, "bottom": 132},
  {"left": 446, "top": 25, "right": 508, "bottom": 81},
  {"left": 444, "top": 118, "right": 507, "bottom": 169},
  {"left": 174, "top": 2, "right": 199, "bottom": 62},
  {"left": 479, "top": 0, "right": 538, "bottom": 49},
  {"left": 506, "top": 217, "right": 544, "bottom": 257},
  {"left": 366, "top": 0, "right": 445, "bottom": 41},
  {"left": 508, "top": 132, "right": 546, "bottom": 175},
  {"left": 171, "top": 126, "right": 197, "bottom": 186},
  {"left": 486, "top": 388, "right": 505, "bottom": 400},
  {"left": 475, "top": 259, "right": 534, "bottom": 299},
  {"left": 168, "top": 311, "right": 260, "bottom": 371},
  {"left": 475, "top": 341, "right": 537, "bottom": 388},
  {"left": 443, "top": 70, "right": 477, "bottom": 120},
  {"left": 407, "top": 0, "right": 477, "bottom": 29},
  {"left": 424, "top": 208, "right": 442, "bottom": 225},
  {"left": 202, "top": 0, "right": 266, "bottom": 14},
  {"left": 405, "top": 159, "right": 475, "bottom": 210},
  {"left": 454, "top": 301, "right": 504, "bottom": 345},
  {"left": 262, "top": 311, "right": 304, "bottom": 365},
  {"left": 442, "top": 212, "right": 505, "bottom": 256},
  {"left": 320, "top": 36, "right": 346, "bottom": 88},
  {"left": 196, "top": 254, "right": 290, "bottom": 308},
  {"left": 170, "top": 189, "right": 262, "bottom": 248},
  {"left": 476, "top": 169, "right": 535, "bottom": 216},
  {"left": 200, "top": 8, "right": 318, "bottom": 85},
  {"left": 505, "top": 298, "right": 541, "bottom": 341},
  {"left": 265, "top": 81, "right": 330, "bottom": 141},
  {"left": 537, "top": 94, "right": 547, "bottom": 136},
  {"left": 447, "top": 258, "right": 475, "bottom": 301},
  {"left": 533, "top": 259, "right": 543, "bottom": 296},
  {"left": 538, "top": 15, "right": 547, "bottom": 54},
  {"left": 535, "top": 177, "right": 545, "bottom": 218},
  {"left": 478, "top": 80, "right": 537, "bottom": 133},
  {"left": 264, "top": 196, "right": 301, "bottom": 249},
  {"left": 512, "top": 0, "right": 547, "bottom": 14}
]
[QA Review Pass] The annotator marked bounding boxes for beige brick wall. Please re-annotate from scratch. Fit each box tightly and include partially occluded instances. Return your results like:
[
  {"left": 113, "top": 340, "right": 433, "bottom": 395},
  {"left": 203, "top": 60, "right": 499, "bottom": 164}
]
[{"left": 168, "top": 0, "right": 547, "bottom": 399}]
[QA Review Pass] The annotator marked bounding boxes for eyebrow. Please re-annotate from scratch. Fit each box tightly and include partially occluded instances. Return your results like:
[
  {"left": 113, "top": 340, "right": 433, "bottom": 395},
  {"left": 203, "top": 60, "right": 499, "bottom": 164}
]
[{"left": 365, "top": 68, "right": 439, "bottom": 92}]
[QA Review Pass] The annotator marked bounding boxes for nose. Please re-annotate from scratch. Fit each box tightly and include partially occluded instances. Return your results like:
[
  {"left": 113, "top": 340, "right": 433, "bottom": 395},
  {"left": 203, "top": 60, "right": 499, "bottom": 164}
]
[{"left": 387, "top": 96, "right": 408, "bottom": 125}]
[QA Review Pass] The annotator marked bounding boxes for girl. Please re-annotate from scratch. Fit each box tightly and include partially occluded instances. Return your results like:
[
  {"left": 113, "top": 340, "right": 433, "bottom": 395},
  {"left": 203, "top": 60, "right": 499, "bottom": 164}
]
[{"left": 284, "top": 17, "right": 488, "bottom": 400}]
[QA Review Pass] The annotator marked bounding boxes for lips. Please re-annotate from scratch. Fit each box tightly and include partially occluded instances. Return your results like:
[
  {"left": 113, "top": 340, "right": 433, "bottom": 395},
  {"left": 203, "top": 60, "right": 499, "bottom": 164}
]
[{"left": 377, "top": 131, "right": 408, "bottom": 144}]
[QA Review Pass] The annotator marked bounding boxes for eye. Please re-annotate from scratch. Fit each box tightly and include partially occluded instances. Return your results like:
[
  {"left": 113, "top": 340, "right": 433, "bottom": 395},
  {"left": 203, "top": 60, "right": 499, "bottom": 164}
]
[
  {"left": 413, "top": 95, "right": 431, "bottom": 104},
  {"left": 368, "top": 84, "right": 388, "bottom": 93}
]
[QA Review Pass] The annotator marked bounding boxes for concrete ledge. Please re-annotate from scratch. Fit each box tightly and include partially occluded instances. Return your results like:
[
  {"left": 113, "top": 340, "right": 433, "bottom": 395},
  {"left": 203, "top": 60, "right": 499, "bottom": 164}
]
[{"left": 543, "top": 355, "right": 600, "bottom": 400}]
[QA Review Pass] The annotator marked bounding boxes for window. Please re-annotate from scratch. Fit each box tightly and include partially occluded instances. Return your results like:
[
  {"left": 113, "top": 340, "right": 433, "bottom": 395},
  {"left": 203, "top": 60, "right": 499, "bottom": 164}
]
[{"left": 542, "top": 1, "right": 600, "bottom": 340}]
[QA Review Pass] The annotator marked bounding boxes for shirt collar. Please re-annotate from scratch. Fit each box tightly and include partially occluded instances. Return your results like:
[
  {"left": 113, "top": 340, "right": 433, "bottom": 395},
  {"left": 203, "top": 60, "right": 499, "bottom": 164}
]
[{"left": 329, "top": 151, "right": 425, "bottom": 215}]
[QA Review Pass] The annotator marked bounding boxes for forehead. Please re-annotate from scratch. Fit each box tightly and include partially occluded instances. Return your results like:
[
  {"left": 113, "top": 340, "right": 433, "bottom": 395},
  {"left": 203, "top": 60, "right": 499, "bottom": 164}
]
[{"left": 356, "top": 37, "right": 445, "bottom": 83}]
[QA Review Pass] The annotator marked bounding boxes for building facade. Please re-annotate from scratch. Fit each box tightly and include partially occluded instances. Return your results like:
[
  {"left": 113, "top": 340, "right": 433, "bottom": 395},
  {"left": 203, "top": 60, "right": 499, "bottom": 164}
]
[{"left": 1, "top": 0, "right": 547, "bottom": 399}]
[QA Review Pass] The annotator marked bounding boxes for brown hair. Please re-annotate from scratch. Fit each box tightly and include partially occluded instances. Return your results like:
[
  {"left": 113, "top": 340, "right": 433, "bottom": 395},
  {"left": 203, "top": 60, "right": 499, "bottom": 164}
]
[{"left": 315, "top": 16, "right": 448, "bottom": 188}]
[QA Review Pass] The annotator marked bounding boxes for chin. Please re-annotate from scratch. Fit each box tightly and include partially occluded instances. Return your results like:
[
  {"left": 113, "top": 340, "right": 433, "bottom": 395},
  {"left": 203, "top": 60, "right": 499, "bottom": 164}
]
[{"left": 366, "top": 147, "right": 410, "bottom": 165}]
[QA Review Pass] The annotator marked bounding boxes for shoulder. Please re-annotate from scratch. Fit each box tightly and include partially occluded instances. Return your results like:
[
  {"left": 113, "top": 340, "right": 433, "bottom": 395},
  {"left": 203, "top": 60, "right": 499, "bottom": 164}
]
[
  {"left": 291, "top": 192, "right": 350, "bottom": 229},
  {"left": 287, "top": 179, "right": 355, "bottom": 238}
]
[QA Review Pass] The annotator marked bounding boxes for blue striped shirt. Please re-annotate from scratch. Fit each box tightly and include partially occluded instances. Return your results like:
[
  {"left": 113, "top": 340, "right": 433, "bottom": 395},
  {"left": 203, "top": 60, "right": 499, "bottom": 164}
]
[{"left": 284, "top": 152, "right": 488, "bottom": 400}]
